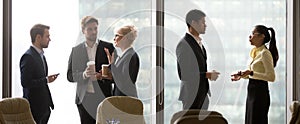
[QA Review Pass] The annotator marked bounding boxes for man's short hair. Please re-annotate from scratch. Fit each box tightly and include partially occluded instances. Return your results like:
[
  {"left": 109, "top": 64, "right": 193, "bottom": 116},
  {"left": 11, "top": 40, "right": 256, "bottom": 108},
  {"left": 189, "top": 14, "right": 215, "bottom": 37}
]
[
  {"left": 81, "top": 16, "right": 98, "bottom": 30},
  {"left": 30, "top": 24, "right": 50, "bottom": 43},
  {"left": 186, "top": 9, "right": 206, "bottom": 28}
]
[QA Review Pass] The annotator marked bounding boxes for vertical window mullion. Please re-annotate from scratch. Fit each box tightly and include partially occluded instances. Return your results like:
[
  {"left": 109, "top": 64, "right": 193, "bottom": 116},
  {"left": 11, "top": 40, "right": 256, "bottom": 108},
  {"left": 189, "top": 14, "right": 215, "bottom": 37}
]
[
  {"left": 156, "top": 0, "right": 164, "bottom": 124},
  {"left": 2, "top": 0, "right": 12, "bottom": 98}
]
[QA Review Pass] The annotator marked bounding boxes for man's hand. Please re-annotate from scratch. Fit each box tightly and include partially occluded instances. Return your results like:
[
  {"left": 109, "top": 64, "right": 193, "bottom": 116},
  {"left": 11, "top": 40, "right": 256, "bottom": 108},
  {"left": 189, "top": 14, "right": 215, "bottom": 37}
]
[
  {"left": 206, "top": 70, "right": 220, "bottom": 81},
  {"left": 83, "top": 66, "right": 96, "bottom": 78},
  {"left": 48, "top": 73, "right": 59, "bottom": 83},
  {"left": 104, "top": 48, "right": 114, "bottom": 64}
]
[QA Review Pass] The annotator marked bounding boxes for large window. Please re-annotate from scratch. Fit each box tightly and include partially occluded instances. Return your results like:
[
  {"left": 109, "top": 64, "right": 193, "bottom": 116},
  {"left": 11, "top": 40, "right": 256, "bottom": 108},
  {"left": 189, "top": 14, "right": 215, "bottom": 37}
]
[
  {"left": 78, "top": 1, "right": 154, "bottom": 124},
  {"left": 12, "top": 0, "right": 80, "bottom": 123},
  {"left": 11, "top": 0, "right": 286, "bottom": 124},
  {"left": 164, "top": 0, "right": 286, "bottom": 124},
  {"left": 12, "top": 0, "right": 154, "bottom": 123}
]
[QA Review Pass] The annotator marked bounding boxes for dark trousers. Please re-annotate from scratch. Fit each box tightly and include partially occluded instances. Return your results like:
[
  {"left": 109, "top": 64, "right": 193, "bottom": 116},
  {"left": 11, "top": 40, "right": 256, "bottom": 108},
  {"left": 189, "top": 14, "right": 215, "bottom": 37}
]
[
  {"left": 77, "top": 92, "right": 104, "bottom": 124},
  {"left": 77, "top": 104, "right": 96, "bottom": 124},
  {"left": 182, "top": 94, "right": 209, "bottom": 110},
  {"left": 32, "top": 107, "right": 51, "bottom": 124},
  {"left": 245, "top": 79, "right": 270, "bottom": 124}
]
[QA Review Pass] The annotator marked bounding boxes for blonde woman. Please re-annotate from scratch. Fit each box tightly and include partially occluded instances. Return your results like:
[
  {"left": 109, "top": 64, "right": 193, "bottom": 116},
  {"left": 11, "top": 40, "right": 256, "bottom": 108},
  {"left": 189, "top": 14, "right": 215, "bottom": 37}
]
[{"left": 102, "top": 25, "right": 140, "bottom": 97}]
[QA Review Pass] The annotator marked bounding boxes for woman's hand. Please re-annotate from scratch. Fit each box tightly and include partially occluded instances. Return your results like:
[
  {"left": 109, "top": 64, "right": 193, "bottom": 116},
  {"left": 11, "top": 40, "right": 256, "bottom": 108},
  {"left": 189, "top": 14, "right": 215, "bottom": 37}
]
[
  {"left": 231, "top": 71, "right": 242, "bottom": 81},
  {"left": 96, "top": 70, "right": 113, "bottom": 80},
  {"left": 243, "top": 70, "right": 253, "bottom": 76},
  {"left": 95, "top": 71, "right": 103, "bottom": 80},
  {"left": 231, "top": 70, "right": 253, "bottom": 81},
  {"left": 104, "top": 48, "right": 114, "bottom": 64}
]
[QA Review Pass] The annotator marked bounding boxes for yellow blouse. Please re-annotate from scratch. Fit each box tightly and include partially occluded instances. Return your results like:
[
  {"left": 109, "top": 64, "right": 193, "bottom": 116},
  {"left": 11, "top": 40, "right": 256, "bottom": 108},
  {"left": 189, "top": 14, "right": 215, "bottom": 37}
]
[{"left": 248, "top": 45, "right": 275, "bottom": 82}]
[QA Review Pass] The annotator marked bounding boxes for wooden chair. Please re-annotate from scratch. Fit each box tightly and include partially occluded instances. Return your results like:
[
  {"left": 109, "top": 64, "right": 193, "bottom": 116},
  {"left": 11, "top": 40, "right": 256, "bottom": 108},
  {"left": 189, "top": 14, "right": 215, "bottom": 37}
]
[{"left": 289, "top": 101, "right": 300, "bottom": 124}]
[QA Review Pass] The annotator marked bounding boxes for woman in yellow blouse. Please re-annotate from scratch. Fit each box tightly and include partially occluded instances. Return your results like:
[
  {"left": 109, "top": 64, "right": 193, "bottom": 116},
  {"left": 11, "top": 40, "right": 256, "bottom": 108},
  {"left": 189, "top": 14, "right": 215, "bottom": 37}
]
[{"left": 231, "top": 25, "right": 279, "bottom": 124}]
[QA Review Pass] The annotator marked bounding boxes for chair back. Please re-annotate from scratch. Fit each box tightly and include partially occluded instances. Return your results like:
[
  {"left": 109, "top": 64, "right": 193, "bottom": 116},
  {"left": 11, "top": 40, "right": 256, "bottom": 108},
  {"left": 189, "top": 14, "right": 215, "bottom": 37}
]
[
  {"left": 96, "top": 96, "right": 145, "bottom": 124},
  {"left": 174, "top": 115, "right": 228, "bottom": 124},
  {"left": 289, "top": 101, "right": 300, "bottom": 124},
  {"left": 0, "top": 97, "right": 36, "bottom": 124},
  {"left": 170, "top": 109, "right": 222, "bottom": 124}
]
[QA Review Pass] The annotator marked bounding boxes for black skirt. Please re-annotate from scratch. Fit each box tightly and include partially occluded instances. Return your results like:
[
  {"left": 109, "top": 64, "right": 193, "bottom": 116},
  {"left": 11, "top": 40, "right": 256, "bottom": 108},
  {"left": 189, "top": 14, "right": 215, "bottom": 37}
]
[{"left": 245, "top": 78, "right": 270, "bottom": 124}]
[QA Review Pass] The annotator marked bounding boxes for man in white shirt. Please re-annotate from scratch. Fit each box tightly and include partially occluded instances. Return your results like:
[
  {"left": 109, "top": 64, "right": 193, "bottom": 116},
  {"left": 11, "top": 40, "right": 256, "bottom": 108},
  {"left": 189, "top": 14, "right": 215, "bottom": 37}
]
[
  {"left": 176, "top": 9, "right": 220, "bottom": 110},
  {"left": 67, "top": 16, "right": 115, "bottom": 124}
]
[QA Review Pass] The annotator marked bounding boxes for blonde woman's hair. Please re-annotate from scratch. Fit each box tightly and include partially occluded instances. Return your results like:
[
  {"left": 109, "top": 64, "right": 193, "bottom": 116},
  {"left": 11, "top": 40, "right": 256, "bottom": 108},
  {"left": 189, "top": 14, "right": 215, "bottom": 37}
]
[{"left": 118, "top": 25, "right": 137, "bottom": 45}]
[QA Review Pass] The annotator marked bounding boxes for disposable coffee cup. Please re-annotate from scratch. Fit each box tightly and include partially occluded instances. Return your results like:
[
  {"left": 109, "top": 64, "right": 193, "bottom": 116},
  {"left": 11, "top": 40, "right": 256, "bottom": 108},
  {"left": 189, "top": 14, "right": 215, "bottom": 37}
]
[
  {"left": 86, "top": 61, "right": 96, "bottom": 75},
  {"left": 102, "top": 64, "right": 109, "bottom": 77}
]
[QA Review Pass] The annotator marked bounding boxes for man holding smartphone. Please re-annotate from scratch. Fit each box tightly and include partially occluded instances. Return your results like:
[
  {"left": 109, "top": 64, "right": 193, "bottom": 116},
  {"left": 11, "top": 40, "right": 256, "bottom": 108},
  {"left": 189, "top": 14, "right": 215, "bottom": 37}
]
[{"left": 20, "top": 24, "right": 59, "bottom": 124}]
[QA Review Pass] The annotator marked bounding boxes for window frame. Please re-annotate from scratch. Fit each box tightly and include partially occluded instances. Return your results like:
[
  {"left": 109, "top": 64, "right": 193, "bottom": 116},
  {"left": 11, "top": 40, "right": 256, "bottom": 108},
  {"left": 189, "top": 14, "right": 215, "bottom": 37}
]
[
  {"left": 2, "top": 0, "right": 12, "bottom": 98},
  {"left": 2, "top": 0, "right": 298, "bottom": 123}
]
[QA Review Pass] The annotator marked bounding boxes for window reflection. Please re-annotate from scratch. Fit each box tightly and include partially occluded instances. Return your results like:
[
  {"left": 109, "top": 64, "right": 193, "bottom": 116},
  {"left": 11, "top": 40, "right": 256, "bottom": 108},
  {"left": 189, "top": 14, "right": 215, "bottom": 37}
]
[
  {"left": 165, "top": 0, "right": 286, "bottom": 124},
  {"left": 11, "top": 0, "right": 286, "bottom": 124},
  {"left": 78, "top": 1, "right": 153, "bottom": 124}
]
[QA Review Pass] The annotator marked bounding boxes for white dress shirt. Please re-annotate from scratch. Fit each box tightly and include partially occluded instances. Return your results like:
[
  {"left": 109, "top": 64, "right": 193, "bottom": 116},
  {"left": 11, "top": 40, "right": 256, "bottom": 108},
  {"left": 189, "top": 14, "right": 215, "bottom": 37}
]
[
  {"left": 188, "top": 32, "right": 204, "bottom": 52},
  {"left": 84, "top": 41, "right": 98, "bottom": 93},
  {"left": 32, "top": 45, "right": 49, "bottom": 83}
]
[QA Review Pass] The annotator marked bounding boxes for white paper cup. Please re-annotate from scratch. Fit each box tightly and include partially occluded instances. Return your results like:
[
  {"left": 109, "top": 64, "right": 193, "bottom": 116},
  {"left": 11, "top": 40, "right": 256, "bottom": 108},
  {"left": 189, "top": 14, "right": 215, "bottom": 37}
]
[{"left": 86, "top": 61, "right": 96, "bottom": 75}]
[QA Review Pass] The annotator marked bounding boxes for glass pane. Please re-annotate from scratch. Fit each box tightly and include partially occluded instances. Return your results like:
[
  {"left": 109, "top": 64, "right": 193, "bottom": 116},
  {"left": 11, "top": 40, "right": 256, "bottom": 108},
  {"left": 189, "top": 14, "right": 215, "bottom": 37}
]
[
  {"left": 78, "top": 1, "right": 153, "bottom": 124},
  {"left": 12, "top": 0, "right": 80, "bottom": 123},
  {"left": 12, "top": 0, "right": 154, "bottom": 124},
  {"left": 164, "top": 0, "right": 286, "bottom": 124}
]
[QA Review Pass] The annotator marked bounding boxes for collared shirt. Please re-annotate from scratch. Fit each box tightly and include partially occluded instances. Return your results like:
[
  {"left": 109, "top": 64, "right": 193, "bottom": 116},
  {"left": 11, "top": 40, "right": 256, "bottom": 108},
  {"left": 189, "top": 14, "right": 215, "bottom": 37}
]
[
  {"left": 32, "top": 45, "right": 44, "bottom": 55},
  {"left": 32, "top": 45, "right": 49, "bottom": 83},
  {"left": 84, "top": 41, "right": 98, "bottom": 93},
  {"left": 188, "top": 32, "right": 204, "bottom": 51},
  {"left": 115, "top": 46, "right": 132, "bottom": 64},
  {"left": 248, "top": 45, "right": 275, "bottom": 82},
  {"left": 85, "top": 41, "right": 98, "bottom": 61}
]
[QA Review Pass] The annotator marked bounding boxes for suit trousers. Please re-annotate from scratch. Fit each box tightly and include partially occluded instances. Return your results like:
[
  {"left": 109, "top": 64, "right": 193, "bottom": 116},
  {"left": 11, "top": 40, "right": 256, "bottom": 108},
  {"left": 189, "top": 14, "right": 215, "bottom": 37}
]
[
  {"left": 77, "top": 103, "right": 96, "bottom": 124},
  {"left": 32, "top": 107, "right": 51, "bottom": 124},
  {"left": 77, "top": 92, "right": 103, "bottom": 124},
  {"left": 245, "top": 79, "right": 270, "bottom": 124}
]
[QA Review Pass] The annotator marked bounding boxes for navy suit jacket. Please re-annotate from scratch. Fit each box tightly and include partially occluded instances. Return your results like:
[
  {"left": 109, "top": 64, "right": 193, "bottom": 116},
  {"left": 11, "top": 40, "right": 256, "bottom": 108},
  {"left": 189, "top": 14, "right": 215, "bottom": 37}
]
[
  {"left": 111, "top": 48, "right": 139, "bottom": 97},
  {"left": 176, "top": 33, "right": 209, "bottom": 108},
  {"left": 20, "top": 46, "right": 54, "bottom": 112},
  {"left": 67, "top": 40, "right": 114, "bottom": 104}
]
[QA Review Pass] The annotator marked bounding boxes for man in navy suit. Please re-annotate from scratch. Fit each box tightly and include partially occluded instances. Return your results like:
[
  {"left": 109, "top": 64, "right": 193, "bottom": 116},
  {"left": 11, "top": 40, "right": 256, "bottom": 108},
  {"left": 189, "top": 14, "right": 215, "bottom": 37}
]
[
  {"left": 20, "top": 24, "right": 59, "bottom": 124},
  {"left": 67, "top": 16, "right": 114, "bottom": 124},
  {"left": 176, "top": 9, "right": 220, "bottom": 110}
]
